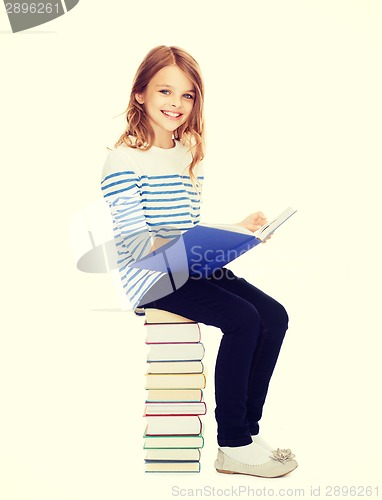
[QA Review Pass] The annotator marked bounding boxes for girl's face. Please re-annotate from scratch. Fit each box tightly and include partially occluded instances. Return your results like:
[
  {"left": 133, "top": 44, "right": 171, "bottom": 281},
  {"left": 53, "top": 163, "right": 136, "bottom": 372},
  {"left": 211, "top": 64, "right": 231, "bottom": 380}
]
[{"left": 136, "top": 65, "right": 195, "bottom": 146}]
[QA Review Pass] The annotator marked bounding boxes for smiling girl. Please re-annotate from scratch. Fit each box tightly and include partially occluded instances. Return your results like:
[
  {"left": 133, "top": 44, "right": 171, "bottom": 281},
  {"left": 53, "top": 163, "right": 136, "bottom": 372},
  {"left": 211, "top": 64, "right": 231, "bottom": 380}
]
[{"left": 101, "top": 45, "right": 297, "bottom": 478}]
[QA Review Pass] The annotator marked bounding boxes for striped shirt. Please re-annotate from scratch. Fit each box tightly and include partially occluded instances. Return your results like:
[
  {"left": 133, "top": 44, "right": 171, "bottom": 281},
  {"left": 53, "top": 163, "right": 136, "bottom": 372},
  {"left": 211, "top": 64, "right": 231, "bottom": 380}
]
[{"left": 101, "top": 139, "right": 204, "bottom": 309}]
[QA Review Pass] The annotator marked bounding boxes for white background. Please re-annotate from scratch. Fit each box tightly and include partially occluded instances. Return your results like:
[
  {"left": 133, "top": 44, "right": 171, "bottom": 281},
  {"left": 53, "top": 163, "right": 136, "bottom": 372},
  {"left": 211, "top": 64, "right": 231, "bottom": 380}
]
[{"left": 1, "top": 1, "right": 381, "bottom": 499}]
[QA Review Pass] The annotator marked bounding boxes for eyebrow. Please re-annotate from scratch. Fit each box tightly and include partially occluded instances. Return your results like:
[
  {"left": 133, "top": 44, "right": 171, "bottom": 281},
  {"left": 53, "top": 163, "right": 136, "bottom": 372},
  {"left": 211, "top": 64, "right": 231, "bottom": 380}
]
[{"left": 155, "top": 84, "right": 196, "bottom": 93}]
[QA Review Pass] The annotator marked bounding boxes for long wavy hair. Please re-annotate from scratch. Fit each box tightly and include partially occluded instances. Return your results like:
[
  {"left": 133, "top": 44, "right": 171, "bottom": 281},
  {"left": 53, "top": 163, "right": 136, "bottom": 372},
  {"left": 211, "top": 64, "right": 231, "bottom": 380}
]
[{"left": 113, "top": 45, "right": 205, "bottom": 192}]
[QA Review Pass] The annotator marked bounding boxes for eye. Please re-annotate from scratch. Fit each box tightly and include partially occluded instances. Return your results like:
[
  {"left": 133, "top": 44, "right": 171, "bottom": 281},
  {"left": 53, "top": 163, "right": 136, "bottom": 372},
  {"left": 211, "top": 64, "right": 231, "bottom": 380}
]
[
  {"left": 159, "top": 89, "right": 171, "bottom": 95},
  {"left": 184, "top": 94, "right": 195, "bottom": 100}
]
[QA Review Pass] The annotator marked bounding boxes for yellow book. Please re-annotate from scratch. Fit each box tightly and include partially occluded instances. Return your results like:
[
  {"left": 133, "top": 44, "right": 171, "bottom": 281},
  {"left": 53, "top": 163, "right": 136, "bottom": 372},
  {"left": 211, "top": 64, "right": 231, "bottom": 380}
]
[
  {"left": 144, "top": 308, "right": 195, "bottom": 324},
  {"left": 145, "top": 373, "right": 206, "bottom": 390}
]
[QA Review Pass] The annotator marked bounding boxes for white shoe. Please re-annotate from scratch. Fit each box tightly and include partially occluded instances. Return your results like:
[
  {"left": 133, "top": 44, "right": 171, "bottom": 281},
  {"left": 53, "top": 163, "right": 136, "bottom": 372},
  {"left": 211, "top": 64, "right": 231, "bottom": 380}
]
[{"left": 215, "top": 448, "right": 298, "bottom": 478}]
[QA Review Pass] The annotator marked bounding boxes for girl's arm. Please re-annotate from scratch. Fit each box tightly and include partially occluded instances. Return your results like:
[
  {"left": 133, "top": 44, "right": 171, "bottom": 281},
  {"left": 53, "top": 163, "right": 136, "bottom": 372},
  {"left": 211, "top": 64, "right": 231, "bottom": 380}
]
[
  {"left": 101, "top": 151, "right": 153, "bottom": 265},
  {"left": 150, "top": 237, "right": 170, "bottom": 252}
]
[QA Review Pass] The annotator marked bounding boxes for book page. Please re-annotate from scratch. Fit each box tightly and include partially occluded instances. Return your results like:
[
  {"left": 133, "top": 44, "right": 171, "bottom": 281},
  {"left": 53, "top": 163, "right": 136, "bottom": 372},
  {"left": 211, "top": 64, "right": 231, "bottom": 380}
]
[
  {"left": 253, "top": 207, "right": 297, "bottom": 240},
  {"left": 198, "top": 222, "right": 254, "bottom": 235},
  {"left": 199, "top": 207, "right": 296, "bottom": 239}
]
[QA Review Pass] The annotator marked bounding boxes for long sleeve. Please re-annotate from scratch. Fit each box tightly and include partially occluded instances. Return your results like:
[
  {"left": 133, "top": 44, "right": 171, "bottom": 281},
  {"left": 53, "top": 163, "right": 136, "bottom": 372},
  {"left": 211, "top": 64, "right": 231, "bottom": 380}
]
[
  {"left": 100, "top": 149, "right": 167, "bottom": 308},
  {"left": 101, "top": 168, "right": 153, "bottom": 267},
  {"left": 99, "top": 142, "right": 203, "bottom": 309}
]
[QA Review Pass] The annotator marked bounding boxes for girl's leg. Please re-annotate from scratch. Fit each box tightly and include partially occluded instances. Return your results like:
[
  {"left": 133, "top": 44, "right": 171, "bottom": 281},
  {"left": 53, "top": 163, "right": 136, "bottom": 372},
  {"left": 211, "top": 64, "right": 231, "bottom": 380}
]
[
  {"left": 142, "top": 274, "right": 262, "bottom": 447},
  {"left": 205, "top": 268, "right": 289, "bottom": 436}
]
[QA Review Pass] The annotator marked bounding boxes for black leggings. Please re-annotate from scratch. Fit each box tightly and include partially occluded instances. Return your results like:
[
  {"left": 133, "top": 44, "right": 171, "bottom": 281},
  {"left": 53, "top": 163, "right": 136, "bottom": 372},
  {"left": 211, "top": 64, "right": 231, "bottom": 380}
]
[{"left": 141, "top": 267, "right": 289, "bottom": 447}]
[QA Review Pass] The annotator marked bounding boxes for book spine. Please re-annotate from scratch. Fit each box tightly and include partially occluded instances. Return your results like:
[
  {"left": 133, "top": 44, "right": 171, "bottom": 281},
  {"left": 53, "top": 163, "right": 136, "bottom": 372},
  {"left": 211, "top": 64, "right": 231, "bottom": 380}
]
[
  {"left": 146, "top": 360, "right": 204, "bottom": 375},
  {"left": 145, "top": 373, "right": 206, "bottom": 390},
  {"left": 144, "top": 415, "right": 202, "bottom": 436},
  {"left": 145, "top": 323, "right": 201, "bottom": 344},
  {"left": 145, "top": 388, "right": 204, "bottom": 402},
  {"left": 143, "top": 401, "right": 207, "bottom": 416}
]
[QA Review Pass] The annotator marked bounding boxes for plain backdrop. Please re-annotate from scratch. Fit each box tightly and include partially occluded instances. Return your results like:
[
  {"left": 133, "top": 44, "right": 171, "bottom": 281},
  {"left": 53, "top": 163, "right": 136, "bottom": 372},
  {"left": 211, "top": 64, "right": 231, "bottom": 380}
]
[{"left": 1, "top": 1, "right": 381, "bottom": 499}]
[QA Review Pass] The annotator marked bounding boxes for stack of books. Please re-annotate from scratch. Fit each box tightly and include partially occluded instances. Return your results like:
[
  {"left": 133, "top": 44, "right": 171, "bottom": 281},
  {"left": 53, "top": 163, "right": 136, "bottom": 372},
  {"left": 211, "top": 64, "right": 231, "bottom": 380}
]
[{"left": 143, "top": 308, "right": 207, "bottom": 473}]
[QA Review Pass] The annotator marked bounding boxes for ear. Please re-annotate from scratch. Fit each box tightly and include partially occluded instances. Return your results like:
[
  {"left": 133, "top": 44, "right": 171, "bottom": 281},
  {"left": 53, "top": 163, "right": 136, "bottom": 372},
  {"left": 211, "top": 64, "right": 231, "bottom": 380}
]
[{"left": 135, "top": 93, "right": 144, "bottom": 105}]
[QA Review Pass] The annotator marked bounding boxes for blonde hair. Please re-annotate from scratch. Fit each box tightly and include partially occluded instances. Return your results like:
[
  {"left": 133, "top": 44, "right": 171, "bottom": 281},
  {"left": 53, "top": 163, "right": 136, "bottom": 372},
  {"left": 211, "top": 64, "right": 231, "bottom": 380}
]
[{"left": 113, "top": 45, "right": 205, "bottom": 191}]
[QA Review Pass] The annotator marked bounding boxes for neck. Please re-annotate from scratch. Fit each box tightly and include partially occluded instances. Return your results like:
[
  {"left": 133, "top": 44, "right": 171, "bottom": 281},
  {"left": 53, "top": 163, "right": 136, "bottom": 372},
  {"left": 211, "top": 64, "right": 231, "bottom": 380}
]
[
  {"left": 153, "top": 138, "right": 175, "bottom": 149},
  {"left": 151, "top": 128, "right": 175, "bottom": 149}
]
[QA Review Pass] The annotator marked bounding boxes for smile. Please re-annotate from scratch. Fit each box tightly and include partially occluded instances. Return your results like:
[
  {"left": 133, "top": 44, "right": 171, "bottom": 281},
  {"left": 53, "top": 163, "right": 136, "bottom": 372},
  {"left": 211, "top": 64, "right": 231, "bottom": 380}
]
[{"left": 161, "top": 110, "right": 183, "bottom": 120}]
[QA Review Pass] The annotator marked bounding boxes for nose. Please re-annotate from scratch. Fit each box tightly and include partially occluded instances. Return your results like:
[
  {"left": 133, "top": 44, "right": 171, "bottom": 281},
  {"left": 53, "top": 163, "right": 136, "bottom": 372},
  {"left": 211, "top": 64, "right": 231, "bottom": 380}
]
[{"left": 171, "top": 94, "right": 182, "bottom": 108}]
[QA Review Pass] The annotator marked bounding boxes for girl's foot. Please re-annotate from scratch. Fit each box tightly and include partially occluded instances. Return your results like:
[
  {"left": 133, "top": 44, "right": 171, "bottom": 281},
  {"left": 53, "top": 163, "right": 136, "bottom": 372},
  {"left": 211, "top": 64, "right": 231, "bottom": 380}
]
[
  {"left": 251, "top": 434, "right": 274, "bottom": 452},
  {"left": 252, "top": 434, "right": 296, "bottom": 459},
  {"left": 220, "top": 441, "right": 271, "bottom": 466},
  {"left": 215, "top": 446, "right": 298, "bottom": 478}
]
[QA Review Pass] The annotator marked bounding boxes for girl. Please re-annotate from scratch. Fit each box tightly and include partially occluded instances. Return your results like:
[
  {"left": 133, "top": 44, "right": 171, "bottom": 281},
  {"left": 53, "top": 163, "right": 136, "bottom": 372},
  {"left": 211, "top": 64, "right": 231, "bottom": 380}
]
[{"left": 101, "top": 45, "right": 297, "bottom": 478}]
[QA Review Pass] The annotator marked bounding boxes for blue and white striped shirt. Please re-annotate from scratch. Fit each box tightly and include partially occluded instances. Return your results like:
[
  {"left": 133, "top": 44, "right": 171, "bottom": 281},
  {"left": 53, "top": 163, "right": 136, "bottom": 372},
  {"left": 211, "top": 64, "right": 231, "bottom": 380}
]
[{"left": 101, "top": 139, "right": 204, "bottom": 309}]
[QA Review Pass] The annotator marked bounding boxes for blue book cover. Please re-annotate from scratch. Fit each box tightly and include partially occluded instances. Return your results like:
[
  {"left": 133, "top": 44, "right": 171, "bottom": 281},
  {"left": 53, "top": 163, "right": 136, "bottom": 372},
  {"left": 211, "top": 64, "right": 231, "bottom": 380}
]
[{"left": 129, "top": 207, "right": 296, "bottom": 279}]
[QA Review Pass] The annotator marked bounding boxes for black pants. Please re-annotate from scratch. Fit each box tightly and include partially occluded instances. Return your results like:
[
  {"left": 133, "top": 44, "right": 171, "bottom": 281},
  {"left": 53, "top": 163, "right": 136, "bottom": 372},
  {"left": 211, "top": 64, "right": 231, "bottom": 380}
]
[{"left": 141, "top": 268, "right": 289, "bottom": 447}]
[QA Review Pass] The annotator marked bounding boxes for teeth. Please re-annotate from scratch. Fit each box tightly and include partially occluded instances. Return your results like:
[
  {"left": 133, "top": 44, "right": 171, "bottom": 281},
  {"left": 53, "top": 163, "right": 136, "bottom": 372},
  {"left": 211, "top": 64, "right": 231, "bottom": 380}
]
[{"left": 162, "top": 111, "right": 181, "bottom": 117}]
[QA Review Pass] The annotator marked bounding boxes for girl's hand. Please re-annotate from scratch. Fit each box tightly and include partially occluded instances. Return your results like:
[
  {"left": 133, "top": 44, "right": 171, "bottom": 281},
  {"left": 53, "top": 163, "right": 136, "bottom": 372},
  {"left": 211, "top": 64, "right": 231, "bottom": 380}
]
[
  {"left": 151, "top": 237, "right": 169, "bottom": 252},
  {"left": 236, "top": 212, "right": 267, "bottom": 232}
]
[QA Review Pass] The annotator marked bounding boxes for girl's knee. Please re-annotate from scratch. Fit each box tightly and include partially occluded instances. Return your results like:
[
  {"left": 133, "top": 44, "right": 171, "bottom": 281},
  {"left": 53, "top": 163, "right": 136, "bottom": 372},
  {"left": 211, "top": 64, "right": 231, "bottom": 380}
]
[
  {"left": 222, "top": 303, "right": 261, "bottom": 335},
  {"left": 275, "top": 302, "right": 289, "bottom": 330},
  {"left": 266, "top": 300, "right": 289, "bottom": 337}
]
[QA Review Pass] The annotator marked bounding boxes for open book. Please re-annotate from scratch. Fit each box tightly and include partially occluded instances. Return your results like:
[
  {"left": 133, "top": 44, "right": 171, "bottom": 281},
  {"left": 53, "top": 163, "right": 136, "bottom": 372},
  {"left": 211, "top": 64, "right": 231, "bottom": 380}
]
[
  {"left": 200, "top": 207, "right": 297, "bottom": 241},
  {"left": 129, "top": 207, "right": 297, "bottom": 279}
]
